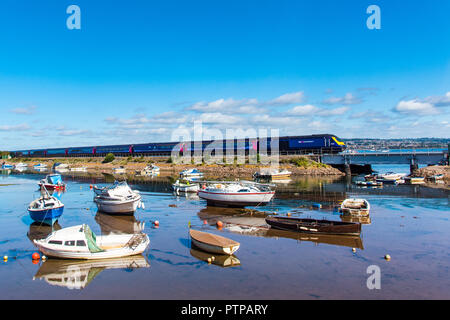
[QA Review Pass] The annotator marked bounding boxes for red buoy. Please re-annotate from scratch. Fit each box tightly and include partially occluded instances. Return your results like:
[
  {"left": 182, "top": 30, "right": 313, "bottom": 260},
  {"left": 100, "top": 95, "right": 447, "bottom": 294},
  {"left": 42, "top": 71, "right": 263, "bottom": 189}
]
[
  {"left": 32, "top": 252, "right": 40, "bottom": 260},
  {"left": 203, "top": 220, "right": 207, "bottom": 224}
]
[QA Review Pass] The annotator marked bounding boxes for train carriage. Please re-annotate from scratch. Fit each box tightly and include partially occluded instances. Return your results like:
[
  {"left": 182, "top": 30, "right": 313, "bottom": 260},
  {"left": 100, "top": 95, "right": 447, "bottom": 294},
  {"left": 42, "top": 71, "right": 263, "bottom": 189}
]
[{"left": 12, "top": 134, "right": 345, "bottom": 158}]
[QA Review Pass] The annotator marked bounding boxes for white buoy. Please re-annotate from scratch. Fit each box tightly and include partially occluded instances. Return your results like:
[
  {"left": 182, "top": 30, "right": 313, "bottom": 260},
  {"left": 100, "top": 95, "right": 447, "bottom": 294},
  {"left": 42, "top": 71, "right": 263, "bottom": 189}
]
[
  {"left": 385, "top": 254, "right": 391, "bottom": 261},
  {"left": 352, "top": 248, "right": 356, "bottom": 253}
]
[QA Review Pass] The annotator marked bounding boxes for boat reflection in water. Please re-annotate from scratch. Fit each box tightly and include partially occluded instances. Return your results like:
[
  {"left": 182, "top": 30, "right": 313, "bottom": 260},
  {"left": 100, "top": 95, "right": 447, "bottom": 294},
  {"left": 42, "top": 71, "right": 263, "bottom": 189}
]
[
  {"left": 197, "top": 207, "right": 364, "bottom": 250},
  {"left": 95, "top": 211, "right": 145, "bottom": 235},
  {"left": 340, "top": 214, "right": 371, "bottom": 225},
  {"left": 190, "top": 248, "right": 241, "bottom": 268},
  {"left": 33, "top": 256, "right": 150, "bottom": 290},
  {"left": 27, "top": 221, "right": 62, "bottom": 242}
]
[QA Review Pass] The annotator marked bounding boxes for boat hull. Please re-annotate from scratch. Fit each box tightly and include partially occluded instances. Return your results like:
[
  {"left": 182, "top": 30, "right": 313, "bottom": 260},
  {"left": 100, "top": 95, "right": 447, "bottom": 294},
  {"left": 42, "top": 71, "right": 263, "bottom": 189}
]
[
  {"left": 198, "top": 190, "right": 275, "bottom": 207},
  {"left": 94, "top": 196, "right": 141, "bottom": 214},
  {"left": 265, "top": 217, "right": 361, "bottom": 236},
  {"left": 34, "top": 236, "right": 150, "bottom": 260},
  {"left": 191, "top": 238, "right": 240, "bottom": 255},
  {"left": 28, "top": 206, "right": 64, "bottom": 223}
]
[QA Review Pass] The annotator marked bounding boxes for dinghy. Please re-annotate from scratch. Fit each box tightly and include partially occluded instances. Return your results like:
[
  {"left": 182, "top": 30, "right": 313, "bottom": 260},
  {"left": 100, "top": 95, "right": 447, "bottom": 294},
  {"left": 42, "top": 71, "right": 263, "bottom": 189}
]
[
  {"left": 93, "top": 181, "right": 144, "bottom": 214},
  {"left": 265, "top": 216, "right": 361, "bottom": 236},
  {"left": 198, "top": 181, "right": 275, "bottom": 207},
  {"left": 38, "top": 174, "right": 66, "bottom": 190},
  {"left": 189, "top": 229, "right": 240, "bottom": 255},
  {"left": 180, "top": 168, "right": 204, "bottom": 179},
  {"left": 33, "top": 224, "right": 150, "bottom": 260},
  {"left": 113, "top": 166, "right": 126, "bottom": 174},
  {"left": 172, "top": 179, "right": 199, "bottom": 193},
  {"left": 340, "top": 198, "right": 370, "bottom": 216},
  {"left": 28, "top": 187, "right": 64, "bottom": 223},
  {"left": 253, "top": 168, "right": 291, "bottom": 180}
]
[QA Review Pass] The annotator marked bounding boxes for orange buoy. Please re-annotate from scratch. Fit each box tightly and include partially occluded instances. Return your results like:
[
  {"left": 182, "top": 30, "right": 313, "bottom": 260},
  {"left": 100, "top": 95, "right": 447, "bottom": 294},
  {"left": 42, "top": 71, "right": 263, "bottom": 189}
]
[
  {"left": 32, "top": 259, "right": 39, "bottom": 265},
  {"left": 32, "top": 252, "right": 40, "bottom": 260},
  {"left": 90, "top": 184, "right": 93, "bottom": 189},
  {"left": 216, "top": 221, "right": 223, "bottom": 228},
  {"left": 203, "top": 220, "right": 207, "bottom": 224}
]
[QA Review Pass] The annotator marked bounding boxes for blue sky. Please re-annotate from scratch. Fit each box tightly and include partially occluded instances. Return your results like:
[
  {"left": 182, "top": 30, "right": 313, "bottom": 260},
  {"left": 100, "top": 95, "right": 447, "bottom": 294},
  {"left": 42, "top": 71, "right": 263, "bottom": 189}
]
[{"left": 0, "top": 0, "right": 449, "bottom": 150}]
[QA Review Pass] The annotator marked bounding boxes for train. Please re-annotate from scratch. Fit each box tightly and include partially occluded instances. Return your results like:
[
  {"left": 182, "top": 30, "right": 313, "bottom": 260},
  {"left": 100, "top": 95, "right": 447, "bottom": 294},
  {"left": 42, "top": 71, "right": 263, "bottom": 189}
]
[{"left": 11, "top": 134, "right": 346, "bottom": 158}]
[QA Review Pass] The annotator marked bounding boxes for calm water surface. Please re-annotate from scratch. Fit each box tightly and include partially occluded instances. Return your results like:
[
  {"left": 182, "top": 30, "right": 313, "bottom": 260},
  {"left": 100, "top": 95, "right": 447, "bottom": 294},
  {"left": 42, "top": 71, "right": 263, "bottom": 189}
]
[{"left": 0, "top": 169, "right": 449, "bottom": 299}]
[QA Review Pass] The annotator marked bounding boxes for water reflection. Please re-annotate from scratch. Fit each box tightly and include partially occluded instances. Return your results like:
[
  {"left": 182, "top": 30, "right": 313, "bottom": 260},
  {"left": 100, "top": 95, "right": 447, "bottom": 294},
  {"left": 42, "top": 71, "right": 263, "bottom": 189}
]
[
  {"left": 95, "top": 211, "right": 145, "bottom": 235},
  {"left": 196, "top": 207, "right": 365, "bottom": 249},
  {"left": 263, "top": 228, "right": 364, "bottom": 249},
  {"left": 27, "top": 221, "right": 62, "bottom": 242},
  {"left": 33, "top": 256, "right": 150, "bottom": 290},
  {"left": 189, "top": 248, "right": 241, "bottom": 268}
]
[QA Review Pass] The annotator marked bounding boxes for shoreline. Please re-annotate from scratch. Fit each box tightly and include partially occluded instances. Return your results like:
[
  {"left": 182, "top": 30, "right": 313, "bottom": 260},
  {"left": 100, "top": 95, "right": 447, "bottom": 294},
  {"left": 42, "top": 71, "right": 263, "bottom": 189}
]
[{"left": 6, "top": 156, "right": 346, "bottom": 177}]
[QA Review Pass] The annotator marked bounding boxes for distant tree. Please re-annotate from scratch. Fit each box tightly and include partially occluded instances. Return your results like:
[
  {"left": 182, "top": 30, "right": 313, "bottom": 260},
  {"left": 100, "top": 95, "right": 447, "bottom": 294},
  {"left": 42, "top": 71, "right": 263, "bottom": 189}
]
[{"left": 103, "top": 153, "right": 115, "bottom": 163}]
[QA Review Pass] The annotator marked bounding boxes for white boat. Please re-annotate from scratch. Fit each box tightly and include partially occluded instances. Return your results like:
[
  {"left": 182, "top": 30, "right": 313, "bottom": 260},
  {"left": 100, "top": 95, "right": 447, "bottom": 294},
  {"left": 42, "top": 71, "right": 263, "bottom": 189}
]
[
  {"left": 172, "top": 179, "right": 199, "bottom": 193},
  {"left": 340, "top": 198, "right": 370, "bottom": 216},
  {"left": 198, "top": 181, "right": 275, "bottom": 207},
  {"left": 253, "top": 168, "right": 291, "bottom": 180},
  {"left": 54, "top": 163, "right": 69, "bottom": 172},
  {"left": 70, "top": 167, "right": 87, "bottom": 172},
  {"left": 33, "top": 224, "right": 149, "bottom": 260},
  {"left": 180, "top": 168, "right": 204, "bottom": 179},
  {"left": 375, "top": 172, "right": 407, "bottom": 183},
  {"left": 189, "top": 229, "right": 240, "bottom": 255},
  {"left": 33, "top": 255, "right": 150, "bottom": 289},
  {"left": 14, "top": 162, "right": 28, "bottom": 169},
  {"left": 141, "top": 164, "right": 160, "bottom": 175},
  {"left": 93, "top": 181, "right": 144, "bottom": 214},
  {"left": 113, "top": 166, "right": 126, "bottom": 174},
  {"left": 33, "top": 163, "right": 47, "bottom": 169}
]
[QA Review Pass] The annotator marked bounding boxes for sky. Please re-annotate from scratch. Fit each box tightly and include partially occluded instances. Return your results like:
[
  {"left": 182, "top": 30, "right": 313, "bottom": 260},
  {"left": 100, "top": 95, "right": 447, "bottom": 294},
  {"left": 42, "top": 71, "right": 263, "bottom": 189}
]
[{"left": 0, "top": 0, "right": 449, "bottom": 150}]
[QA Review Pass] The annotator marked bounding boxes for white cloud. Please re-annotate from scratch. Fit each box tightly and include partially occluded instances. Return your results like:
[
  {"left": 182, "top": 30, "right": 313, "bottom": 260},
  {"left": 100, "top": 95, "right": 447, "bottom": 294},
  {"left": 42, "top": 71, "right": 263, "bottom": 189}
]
[
  {"left": 286, "top": 104, "right": 319, "bottom": 116},
  {"left": 394, "top": 99, "right": 439, "bottom": 115},
  {"left": 268, "top": 91, "right": 304, "bottom": 105},
  {"left": 0, "top": 123, "right": 30, "bottom": 131},
  {"left": 9, "top": 105, "right": 37, "bottom": 115},
  {"left": 188, "top": 98, "right": 260, "bottom": 114},
  {"left": 323, "top": 93, "right": 362, "bottom": 105},
  {"left": 317, "top": 106, "right": 350, "bottom": 116},
  {"left": 199, "top": 112, "right": 242, "bottom": 124}
]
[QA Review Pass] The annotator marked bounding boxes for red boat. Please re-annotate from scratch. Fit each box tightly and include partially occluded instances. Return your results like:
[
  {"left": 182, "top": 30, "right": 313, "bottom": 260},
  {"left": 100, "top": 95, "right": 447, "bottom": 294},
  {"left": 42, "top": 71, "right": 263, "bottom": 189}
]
[{"left": 38, "top": 174, "right": 66, "bottom": 190}]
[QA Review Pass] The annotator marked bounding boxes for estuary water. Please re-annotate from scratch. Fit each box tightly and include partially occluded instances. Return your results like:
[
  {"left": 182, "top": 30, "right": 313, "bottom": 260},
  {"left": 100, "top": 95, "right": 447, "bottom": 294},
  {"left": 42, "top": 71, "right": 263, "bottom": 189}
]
[{"left": 0, "top": 169, "right": 449, "bottom": 299}]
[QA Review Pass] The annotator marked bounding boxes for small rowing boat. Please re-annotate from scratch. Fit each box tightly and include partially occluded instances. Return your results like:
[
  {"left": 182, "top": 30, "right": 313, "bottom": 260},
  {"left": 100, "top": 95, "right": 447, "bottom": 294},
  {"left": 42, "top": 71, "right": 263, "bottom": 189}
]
[
  {"left": 340, "top": 198, "right": 370, "bottom": 216},
  {"left": 189, "top": 229, "right": 240, "bottom": 255},
  {"left": 38, "top": 174, "right": 66, "bottom": 190},
  {"left": 172, "top": 179, "right": 199, "bottom": 193},
  {"left": 265, "top": 216, "right": 361, "bottom": 236}
]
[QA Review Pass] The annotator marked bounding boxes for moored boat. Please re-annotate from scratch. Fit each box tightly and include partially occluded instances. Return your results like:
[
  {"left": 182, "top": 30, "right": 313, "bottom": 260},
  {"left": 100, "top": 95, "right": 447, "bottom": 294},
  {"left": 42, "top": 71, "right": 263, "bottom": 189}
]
[
  {"left": 33, "top": 163, "right": 48, "bottom": 169},
  {"left": 139, "top": 164, "right": 160, "bottom": 176},
  {"left": 355, "top": 180, "right": 382, "bottom": 187},
  {"left": 33, "top": 224, "right": 150, "bottom": 260},
  {"left": 198, "top": 181, "right": 275, "bottom": 207},
  {"left": 265, "top": 216, "right": 361, "bottom": 235},
  {"left": 375, "top": 172, "right": 406, "bottom": 184},
  {"left": 38, "top": 174, "right": 66, "bottom": 190},
  {"left": 189, "top": 229, "right": 240, "bottom": 255},
  {"left": 1, "top": 164, "right": 14, "bottom": 169},
  {"left": 28, "top": 188, "right": 64, "bottom": 224},
  {"left": 70, "top": 167, "right": 87, "bottom": 172},
  {"left": 93, "top": 181, "right": 144, "bottom": 214},
  {"left": 340, "top": 198, "right": 370, "bottom": 216},
  {"left": 180, "top": 168, "right": 204, "bottom": 179},
  {"left": 172, "top": 179, "right": 199, "bottom": 193},
  {"left": 428, "top": 173, "right": 444, "bottom": 181},
  {"left": 113, "top": 166, "right": 126, "bottom": 174},
  {"left": 253, "top": 168, "right": 291, "bottom": 180}
]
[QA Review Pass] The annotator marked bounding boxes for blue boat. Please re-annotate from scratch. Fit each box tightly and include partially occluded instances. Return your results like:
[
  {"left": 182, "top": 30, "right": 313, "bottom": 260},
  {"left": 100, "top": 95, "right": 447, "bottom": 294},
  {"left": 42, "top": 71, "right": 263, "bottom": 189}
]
[
  {"left": 27, "top": 192, "right": 64, "bottom": 223},
  {"left": 1, "top": 164, "right": 14, "bottom": 169}
]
